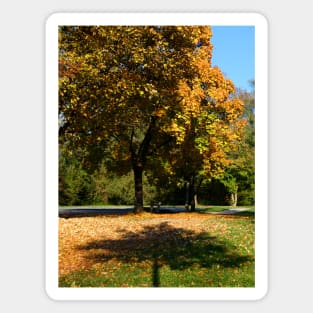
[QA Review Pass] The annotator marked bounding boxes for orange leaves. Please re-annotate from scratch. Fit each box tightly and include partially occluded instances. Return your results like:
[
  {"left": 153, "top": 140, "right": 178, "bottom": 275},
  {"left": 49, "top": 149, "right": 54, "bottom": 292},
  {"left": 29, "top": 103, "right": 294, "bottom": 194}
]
[
  {"left": 58, "top": 213, "right": 221, "bottom": 276},
  {"left": 58, "top": 25, "right": 247, "bottom": 186},
  {"left": 177, "top": 80, "right": 202, "bottom": 117},
  {"left": 218, "top": 98, "right": 244, "bottom": 121},
  {"left": 162, "top": 120, "right": 186, "bottom": 144},
  {"left": 195, "top": 59, "right": 211, "bottom": 80},
  {"left": 153, "top": 108, "right": 166, "bottom": 118}
]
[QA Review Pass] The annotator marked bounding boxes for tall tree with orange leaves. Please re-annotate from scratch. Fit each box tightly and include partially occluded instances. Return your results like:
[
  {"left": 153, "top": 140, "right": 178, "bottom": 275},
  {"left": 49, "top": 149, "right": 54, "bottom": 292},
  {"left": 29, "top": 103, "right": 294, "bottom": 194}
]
[{"left": 59, "top": 26, "right": 245, "bottom": 212}]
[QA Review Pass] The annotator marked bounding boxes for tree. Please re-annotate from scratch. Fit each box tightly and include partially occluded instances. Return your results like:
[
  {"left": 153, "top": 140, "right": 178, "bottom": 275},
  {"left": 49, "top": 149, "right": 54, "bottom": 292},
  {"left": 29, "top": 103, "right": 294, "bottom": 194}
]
[
  {"left": 218, "top": 84, "right": 255, "bottom": 206},
  {"left": 147, "top": 72, "right": 246, "bottom": 210},
  {"left": 59, "top": 26, "right": 245, "bottom": 212}
]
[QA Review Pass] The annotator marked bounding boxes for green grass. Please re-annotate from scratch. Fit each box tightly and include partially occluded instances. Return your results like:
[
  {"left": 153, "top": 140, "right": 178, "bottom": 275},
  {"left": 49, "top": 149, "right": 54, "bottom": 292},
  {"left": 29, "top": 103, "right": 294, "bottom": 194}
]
[
  {"left": 60, "top": 261, "right": 254, "bottom": 288},
  {"left": 59, "top": 214, "right": 255, "bottom": 288},
  {"left": 197, "top": 205, "right": 255, "bottom": 213}
]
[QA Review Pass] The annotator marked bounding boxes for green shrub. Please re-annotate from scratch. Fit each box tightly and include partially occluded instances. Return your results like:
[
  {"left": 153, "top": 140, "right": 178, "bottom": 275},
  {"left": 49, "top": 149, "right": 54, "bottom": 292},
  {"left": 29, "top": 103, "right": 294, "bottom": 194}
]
[
  {"left": 142, "top": 174, "right": 158, "bottom": 205},
  {"left": 102, "top": 172, "right": 158, "bottom": 205},
  {"left": 59, "top": 156, "right": 93, "bottom": 205},
  {"left": 104, "top": 172, "right": 134, "bottom": 205},
  {"left": 90, "top": 163, "right": 109, "bottom": 204},
  {"left": 237, "top": 189, "right": 255, "bottom": 206}
]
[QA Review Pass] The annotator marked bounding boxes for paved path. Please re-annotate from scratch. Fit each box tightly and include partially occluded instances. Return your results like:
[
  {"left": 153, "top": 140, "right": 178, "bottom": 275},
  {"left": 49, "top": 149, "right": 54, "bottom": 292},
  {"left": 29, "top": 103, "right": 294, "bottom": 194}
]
[
  {"left": 59, "top": 206, "right": 252, "bottom": 218},
  {"left": 208, "top": 208, "right": 252, "bottom": 215},
  {"left": 59, "top": 207, "right": 133, "bottom": 217},
  {"left": 59, "top": 206, "right": 192, "bottom": 217}
]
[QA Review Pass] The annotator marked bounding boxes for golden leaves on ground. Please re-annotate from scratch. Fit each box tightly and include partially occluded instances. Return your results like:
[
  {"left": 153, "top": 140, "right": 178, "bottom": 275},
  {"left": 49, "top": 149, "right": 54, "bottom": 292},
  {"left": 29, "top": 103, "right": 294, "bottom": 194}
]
[{"left": 59, "top": 213, "right": 233, "bottom": 276}]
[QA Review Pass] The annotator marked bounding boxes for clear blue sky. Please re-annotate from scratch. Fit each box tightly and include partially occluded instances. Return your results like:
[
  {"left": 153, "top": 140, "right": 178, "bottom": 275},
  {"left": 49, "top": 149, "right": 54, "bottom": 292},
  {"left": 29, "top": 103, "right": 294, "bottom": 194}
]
[{"left": 211, "top": 26, "right": 255, "bottom": 92}]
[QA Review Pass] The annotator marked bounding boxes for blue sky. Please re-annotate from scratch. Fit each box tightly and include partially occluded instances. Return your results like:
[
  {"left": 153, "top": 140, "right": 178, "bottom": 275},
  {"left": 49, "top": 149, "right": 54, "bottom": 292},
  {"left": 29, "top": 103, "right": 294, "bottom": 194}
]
[{"left": 211, "top": 26, "right": 255, "bottom": 92}]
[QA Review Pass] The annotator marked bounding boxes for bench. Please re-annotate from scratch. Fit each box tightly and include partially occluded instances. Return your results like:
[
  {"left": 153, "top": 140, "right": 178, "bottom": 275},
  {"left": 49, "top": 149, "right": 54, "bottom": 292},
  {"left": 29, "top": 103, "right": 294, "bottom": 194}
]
[{"left": 150, "top": 201, "right": 161, "bottom": 213}]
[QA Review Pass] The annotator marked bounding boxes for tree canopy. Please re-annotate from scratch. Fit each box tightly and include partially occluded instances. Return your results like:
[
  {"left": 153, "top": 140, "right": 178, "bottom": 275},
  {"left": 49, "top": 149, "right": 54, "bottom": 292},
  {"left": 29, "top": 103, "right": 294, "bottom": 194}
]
[{"left": 59, "top": 26, "right": 246, "bottom": 212}]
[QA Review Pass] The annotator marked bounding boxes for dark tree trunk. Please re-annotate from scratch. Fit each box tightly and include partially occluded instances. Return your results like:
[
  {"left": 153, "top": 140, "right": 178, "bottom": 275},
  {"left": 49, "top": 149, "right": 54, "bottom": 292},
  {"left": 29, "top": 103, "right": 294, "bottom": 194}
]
[
  {"left": 130, "top": 117, "right": 156, "bottom": 214},
  {"left": 133, "top": 165, "right": 144, "bottom": 213},
  {"left": 185, "top": 182, "right": 190, "bottom": 210},
  {"left": 189, "top": 178, "right": 196, "bottom": 212},
  {"left": 185, "top": 178, "right": 196, "bottom": 211},
  {"left": 193, "top": 177, "right": 202, "bottom": 211},
  {"left": 185, "top": 176, "right": 202, "bottom": 211}
]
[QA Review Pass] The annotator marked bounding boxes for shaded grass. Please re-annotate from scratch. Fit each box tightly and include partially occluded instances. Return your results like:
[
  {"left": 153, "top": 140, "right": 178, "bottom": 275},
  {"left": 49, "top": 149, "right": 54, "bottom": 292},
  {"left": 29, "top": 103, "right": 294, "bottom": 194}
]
[{"left": 59, "top": 215, "right": 254, "bottom": 287}]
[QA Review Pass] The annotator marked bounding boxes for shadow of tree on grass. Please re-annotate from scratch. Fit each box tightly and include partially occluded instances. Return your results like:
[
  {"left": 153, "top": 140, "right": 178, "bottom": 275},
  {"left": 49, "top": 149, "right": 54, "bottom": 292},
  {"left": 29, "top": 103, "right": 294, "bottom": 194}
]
[{"left": 77, "top": 222, "right": 253, "bottom": 287}]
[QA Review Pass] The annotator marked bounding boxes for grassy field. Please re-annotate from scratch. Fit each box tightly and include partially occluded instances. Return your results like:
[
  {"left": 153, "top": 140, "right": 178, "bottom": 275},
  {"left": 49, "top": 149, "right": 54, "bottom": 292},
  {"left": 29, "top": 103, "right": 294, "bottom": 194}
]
[{"left": 59, "top": 211, "right": 255, "bottom": 287}]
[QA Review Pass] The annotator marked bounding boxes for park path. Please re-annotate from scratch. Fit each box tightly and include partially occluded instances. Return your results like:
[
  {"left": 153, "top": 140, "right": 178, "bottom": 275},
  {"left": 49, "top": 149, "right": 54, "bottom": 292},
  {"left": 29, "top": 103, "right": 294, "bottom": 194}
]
[{"left": 59, "top": 207, "right": 251, "bottom": 218}]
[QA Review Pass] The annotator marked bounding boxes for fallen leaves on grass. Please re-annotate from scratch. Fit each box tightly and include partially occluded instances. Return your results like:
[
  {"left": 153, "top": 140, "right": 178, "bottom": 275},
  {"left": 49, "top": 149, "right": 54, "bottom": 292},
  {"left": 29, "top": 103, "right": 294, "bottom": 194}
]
[{"left": 59, "top": 212, "right": 253, "bottom": 277}]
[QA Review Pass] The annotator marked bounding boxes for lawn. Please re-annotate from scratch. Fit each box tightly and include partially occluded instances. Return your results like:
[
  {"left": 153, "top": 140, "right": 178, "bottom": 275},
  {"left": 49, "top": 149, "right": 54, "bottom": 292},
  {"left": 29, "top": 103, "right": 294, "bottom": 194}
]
[{"left": 59, "top": 211, "right": 255, "bottom": 287}]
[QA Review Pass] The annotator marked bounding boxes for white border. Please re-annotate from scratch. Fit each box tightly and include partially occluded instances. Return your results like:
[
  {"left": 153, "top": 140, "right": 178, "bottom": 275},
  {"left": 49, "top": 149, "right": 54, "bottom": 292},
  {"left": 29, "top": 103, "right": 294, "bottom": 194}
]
[{"left": 45, "top": 12, "right": 268, "bottom": 301}]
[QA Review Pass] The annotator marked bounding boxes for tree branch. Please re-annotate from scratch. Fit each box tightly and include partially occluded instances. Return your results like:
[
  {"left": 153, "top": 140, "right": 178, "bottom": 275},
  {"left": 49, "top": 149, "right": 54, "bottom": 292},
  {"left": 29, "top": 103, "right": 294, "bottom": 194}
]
[
  {"left": 130, "top": 127, "right": 136, "bottom": 164},
  {"left": 137, "top": 116, "right": 157, "bottom": 166},
  {"left": 146, "top": 137, "right": 174, "bottom": 157}
]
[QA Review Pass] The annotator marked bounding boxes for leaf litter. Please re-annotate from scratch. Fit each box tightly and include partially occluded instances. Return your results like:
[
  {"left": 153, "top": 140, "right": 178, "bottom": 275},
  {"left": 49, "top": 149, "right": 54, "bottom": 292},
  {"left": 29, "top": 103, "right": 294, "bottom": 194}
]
[{"left": 59, "top": 212, "right": 254, "bottom": 278}]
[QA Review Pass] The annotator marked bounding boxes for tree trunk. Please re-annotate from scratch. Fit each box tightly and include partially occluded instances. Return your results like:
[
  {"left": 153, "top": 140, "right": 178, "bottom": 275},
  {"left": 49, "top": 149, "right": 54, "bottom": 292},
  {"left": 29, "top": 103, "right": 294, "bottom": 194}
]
[
  {"left": 230, "top": 191, "right": 238, "bottom": 207},
  {"left": 130, "top": 118, "right": 156, "bottom": 214},
  {"left": 190, "top": 177, "right": 196, "bottom": 211},
  {"left": 232, "top": 192, "right": 238, "bottom": 207},
  {"left": 185, "top": 182, "right": 190, "bottom": 210},
  {"left": 190, "top": 196, "right": 195, "bottom": 211},
  {"left": 133, "top": 165, "right": 144, "bottom": 213},
  {"left": 193, "top": 193, "right": 198, "bottom": 208},
  {"left": 185, "top": 178, "right": 196, "bottom": 211}
]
